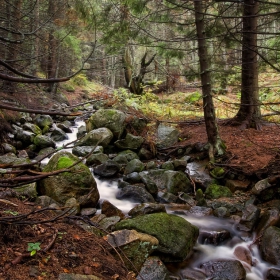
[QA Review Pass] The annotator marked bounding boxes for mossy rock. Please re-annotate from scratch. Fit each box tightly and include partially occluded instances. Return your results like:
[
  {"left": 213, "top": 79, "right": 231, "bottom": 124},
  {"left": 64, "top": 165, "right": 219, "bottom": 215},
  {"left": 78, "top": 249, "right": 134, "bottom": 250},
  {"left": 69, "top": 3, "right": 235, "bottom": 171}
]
[
  {"left": 115, "top": 212, "right": 199, "bottom": 262},
  {"left": 205, "top": 184, "right": 232, "bottom": 199},
  {"left": 39, "top": 151, "right": 99, "bottom": 207}
]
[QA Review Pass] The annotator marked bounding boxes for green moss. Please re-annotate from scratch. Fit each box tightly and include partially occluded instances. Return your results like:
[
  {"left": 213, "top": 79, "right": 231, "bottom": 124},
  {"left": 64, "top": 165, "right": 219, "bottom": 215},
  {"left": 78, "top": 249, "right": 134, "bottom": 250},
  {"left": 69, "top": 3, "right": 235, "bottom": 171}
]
[
  {"left": 205, "top": 184, "right": 232, "bottom": 199},
  {"left": 57, "top": 156, "right": 75, "bottom": 169}
]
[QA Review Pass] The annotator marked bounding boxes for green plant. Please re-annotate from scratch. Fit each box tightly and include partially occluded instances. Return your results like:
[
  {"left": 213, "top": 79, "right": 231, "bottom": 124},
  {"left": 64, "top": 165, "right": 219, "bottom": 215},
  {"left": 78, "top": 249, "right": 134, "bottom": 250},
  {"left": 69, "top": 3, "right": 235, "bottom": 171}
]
[
  {"left": 27, "top": 242, "right": 41, "bottom": 256},
  {"left": 3, "top": 210, "right": 19, "bottom": 216}
]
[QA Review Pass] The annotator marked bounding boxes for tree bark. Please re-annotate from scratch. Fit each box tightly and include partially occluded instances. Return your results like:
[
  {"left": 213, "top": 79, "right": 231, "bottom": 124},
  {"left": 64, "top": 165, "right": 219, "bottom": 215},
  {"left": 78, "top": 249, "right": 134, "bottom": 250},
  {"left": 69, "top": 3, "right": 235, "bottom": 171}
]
[
  {"left": 194, "top": 0, "right": 225, "bottom": 161},
  {"left": 234, "top": 0, "right": 260, "bottom": 129}
]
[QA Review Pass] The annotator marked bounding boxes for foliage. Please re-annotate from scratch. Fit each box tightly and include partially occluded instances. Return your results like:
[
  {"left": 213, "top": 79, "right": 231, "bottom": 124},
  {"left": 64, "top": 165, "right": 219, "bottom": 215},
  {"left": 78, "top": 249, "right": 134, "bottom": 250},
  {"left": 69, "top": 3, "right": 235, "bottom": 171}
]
[{"left": 27, "top": 242, "right": 41, "bottom": 256}]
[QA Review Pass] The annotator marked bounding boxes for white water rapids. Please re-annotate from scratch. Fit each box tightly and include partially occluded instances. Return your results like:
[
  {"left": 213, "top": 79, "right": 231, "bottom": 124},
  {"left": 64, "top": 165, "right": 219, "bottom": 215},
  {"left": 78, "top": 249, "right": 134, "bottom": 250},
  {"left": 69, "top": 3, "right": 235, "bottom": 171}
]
[{"left": 44, "top": 118, "right": 276, "bottom": 280}]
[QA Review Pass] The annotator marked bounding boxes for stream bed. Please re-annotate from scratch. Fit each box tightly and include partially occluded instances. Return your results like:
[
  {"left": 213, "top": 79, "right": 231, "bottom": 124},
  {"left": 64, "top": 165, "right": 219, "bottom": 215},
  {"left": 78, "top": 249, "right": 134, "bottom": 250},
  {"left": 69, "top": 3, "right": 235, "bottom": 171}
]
[{"left": 50, "top": 118, "right": 275, "bottom": 280}]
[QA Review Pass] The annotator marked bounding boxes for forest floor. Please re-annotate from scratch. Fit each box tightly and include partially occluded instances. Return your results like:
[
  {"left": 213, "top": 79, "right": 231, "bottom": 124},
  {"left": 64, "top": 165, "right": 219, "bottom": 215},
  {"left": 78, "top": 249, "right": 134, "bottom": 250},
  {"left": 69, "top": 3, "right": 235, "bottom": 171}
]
[{"left": 0, "top": 85, "right": 280, "bottom": 279}]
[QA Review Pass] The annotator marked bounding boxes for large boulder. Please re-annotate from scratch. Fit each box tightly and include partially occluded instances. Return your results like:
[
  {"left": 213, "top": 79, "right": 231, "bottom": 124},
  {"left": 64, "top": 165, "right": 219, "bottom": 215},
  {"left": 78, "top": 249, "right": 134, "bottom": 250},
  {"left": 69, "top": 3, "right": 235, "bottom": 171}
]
[
  {"left": 114, "top": 133, "right": 144, "bottom": 150},
  {"left": 156, "top": 124, "right": 179, "bottom": 149},
  {"left": 76, "top": 128, "right": 113, "bottom": 147},
  {"left": 86, "top": 109, "right": 126, "bottom": 139},
  {"left": 33, "top": 134, "right": 56, "bottom": 149},
  {"left": 115, "top": 212, "right": 199, "bottom": 262},
  {"left": 39, "top": 151, "right": 99, "bottom": 207},
  {"left": 139, "top": 169, "right": 192, "bottom": 195},
  {"left": 261, "top": 226, "right": 280, "bottom": 265}
]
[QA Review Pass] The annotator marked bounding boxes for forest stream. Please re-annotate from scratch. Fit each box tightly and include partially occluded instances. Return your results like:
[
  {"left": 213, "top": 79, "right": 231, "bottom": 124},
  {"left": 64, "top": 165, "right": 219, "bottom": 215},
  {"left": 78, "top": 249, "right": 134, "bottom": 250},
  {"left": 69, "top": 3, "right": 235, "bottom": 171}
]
[{"left": 41, "top": 118, "right": 278, "bottom": 280}]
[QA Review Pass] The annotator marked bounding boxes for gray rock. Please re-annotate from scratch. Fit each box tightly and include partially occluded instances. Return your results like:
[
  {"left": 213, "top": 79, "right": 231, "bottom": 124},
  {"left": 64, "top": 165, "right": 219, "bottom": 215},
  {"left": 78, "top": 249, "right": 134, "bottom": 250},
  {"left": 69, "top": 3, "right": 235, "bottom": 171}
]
[
  {"left": 77, "top": 125, "right": 86, "bottom": 138},
  {"left": 156, "top": 124, "right": 179, "bottom": 149},
  {"left": 72, "top": 146, "right": 103, "bottom": 157},
  {"left": 123, "top": 172, "right": 142, "bottom": 184},
  {"left": 80, "top": 208, "right": 97, "bottom": 216},
  {"left": 266, "top": 268, "right": 280, "bottom": 280},
  {"left": 157, "top": 191, "right": 178, "bottom": 203},
  {"left": 128, "top": 203, "right": 166, "bottom": 218},
  {"left": 237, "top": 204, "right": 260, "bottom": 232},
  {"left": 252, "top": 178, "right": 271, "bottom": 195},
  {"left": 93, "top": 160, "right": 120, "bottom": 177},
  {"left": 161, "top": 161, "right": 174, "bottom": 170},
  {"left": 124, "top": 159, "right": 145, "bottom": 175},
  {"left": 22, "top": 123, "right": 42, "bottom": 135},
  {"left": 114, "top": 133, "right": 144, "bottom": 150},
  {"left": 116, "top": 184, "right": 155, "bottom": 203},
  {"left": 86, "top": 153, "right": 109, "bottom": 166},
  {"left": 57, "top": 122, "right": 72, "bottom": 133},
  {"left": 256, "top": 208, "right": 280, "bottom": 237},
  {"left": 181, "top": 268, "right": 207, "bottom": 280},
  {"left": 86, "top": 109, "right": 126, "bottom": 139},
  {"left": 64, "top": 197, "right": 80, "bottom": 215},
  {"left": 77, "top": 127, "right": 113, "bottom": 147},
  {"left": 33, "top": 134, "right": 56, "bottom": 149},
  {"left": 34, "top": 114, "right": 53, "bottom": 129},
  {"left": 136, "top": 256, "right": 171, "bottom": 280},
  {"left": 13, "top": 182, "right": 37, "bottom": 199},
  {"left": 201, "top": 259, "right": 246, "bottom": 280},
  {"left": 199, "top": 229, "right": 231, "bottom": 245},
  {"left": 115, "top": 212, "right": 199, "bottom": 262},
  {"left": 138, "top": 147, "right": 154, "bottom": 160},
  {"left": 99, "top": 216, "right": 120, "bottom": 231},
  {"left": 187, "top": 206, "right": 213, "bottom": 217},
  {"left": 51, "top": 127, "right": 69, "bottom": 141},
  {"left": 16, "top": 129, "right": 36, "bottom": 146},
  {"left": 36, "top": 195, "right": 59, "bottom": 207},
  {"left": 100, "top": 199, "right": 125, "bottom": 219},
  {"left": 1, "top": 143, "right": 16, "bottom": 154},
  {"left": 213, "top": 206, "right": 230, "bottom": 218},
  {"left": 113, "top": 150, "right": 139, "bottom": 164},
  {"left": 261, "top": 226, "right": 280, "bottom": 265}
]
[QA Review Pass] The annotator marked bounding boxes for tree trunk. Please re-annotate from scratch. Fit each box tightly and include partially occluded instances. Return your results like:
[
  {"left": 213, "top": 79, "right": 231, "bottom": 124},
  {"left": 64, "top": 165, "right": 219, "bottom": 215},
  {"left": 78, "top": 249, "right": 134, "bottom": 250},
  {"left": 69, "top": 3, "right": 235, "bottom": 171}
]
[
  {"left": 194, "top": 0, "right": 225, "bottom": 161},
  {"left": 234, "top": 0, "right": 260, "bottom": 129}
]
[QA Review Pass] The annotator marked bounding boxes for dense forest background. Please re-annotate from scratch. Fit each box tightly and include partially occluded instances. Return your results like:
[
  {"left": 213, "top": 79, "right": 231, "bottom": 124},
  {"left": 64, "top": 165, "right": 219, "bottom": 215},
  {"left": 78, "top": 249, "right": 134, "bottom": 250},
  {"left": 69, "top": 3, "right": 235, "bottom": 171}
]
[{"left": 1, "top": 0, "right": 280, "bottom": 159}]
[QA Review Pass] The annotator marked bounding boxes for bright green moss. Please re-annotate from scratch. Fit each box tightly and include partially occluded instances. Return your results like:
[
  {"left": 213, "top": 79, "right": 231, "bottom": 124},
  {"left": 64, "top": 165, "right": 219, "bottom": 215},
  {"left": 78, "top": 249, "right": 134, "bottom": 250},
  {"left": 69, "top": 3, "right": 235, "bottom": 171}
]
[{"left": 57, "top": 156, "right": 74, "bottom": 169}]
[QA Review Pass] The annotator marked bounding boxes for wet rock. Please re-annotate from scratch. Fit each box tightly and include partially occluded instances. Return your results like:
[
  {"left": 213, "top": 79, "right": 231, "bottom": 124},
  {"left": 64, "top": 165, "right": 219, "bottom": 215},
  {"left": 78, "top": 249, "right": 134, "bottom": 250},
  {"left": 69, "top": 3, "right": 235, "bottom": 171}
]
[
  {"left": 208, "top": 200, "right": 243, "bottom": 214},
  {"left": 77, "top": 125, "right": 86, "bottom": 138},
  {"left": 236, "top": 204, "right": 260, "bottom": 232},
  {"left": 234, "top": 246, "right": 252, "bottom": 266},
  {"left": 161, "top": 161, "right": 174, "bottom": 170},
  {"left": 51, "top": 126, "right": 68, "bottom": 141},
  {"left": 266, "top": 268, "right": 280, "bottom": 280},
  {"left": 113, "top": 150, "right": 139, "bottom": 164},
  {"left": 128, "top": 203, "right": 166, "bottom": 218},
  {"left": 187, "top": 206, "right": 213, "bottom": 217},
  {"left": 123, "top": 172, "right": 142, "bottom": 184},
  {"left": 201, "top": 259, "right": 246, "bottom": 280},
  {"left": 100, "top": 199, "right": 125, "bottom": 219},
  {"left": 116, "top": 184, "right": 155, "bottom": 203},
  {"left": 177, "top": 192, "right": 196, "bottom": 206},
  {"left": 17, "top": 149, "right": 29, "bottom": 158},
  {"left": 0, "top": 153, "right": 30, "bottom": 165},
  {"left": 138, "top": 173, "right": 158, "bottom": 195},
  {"left": 86, "top": 153, "right": 108, "bottom": 166},
  {"left": 57, "top": 122, "right": 72, "bottom": 133},
  {"left": 180, "top": 268, "right": 207, "bottom": 280},
  {"left": 199, "top": 229, "right": 231, "bottom": 245},
  {"left": 16, "top": 129, "right": 36, "bottom": 146},
  {"left": 261, "top": 226, "right": 280, "bottom": 265},
  {"left": 72, "top": 146, "right": 104, "bottom": 157},
  {"left": 204, "top": 184, "right": 232, "bottom": 199},
  {"left": 116, "top": 212, "right": 199, "bottom": 262},
  {"left": 256, "top": 208, "right": 280, "bottom": 237},
  {"left": 173, "top": 159, "right": 188, "bottom": 171},
  {"left": 77, "top": 127, "right": 113, "bottom": 148},
  {"left": 106, "top": 229, "right": 158, "bottom": 272},
  {"left": 186, "top": 161, "right": 215, "bottom": 188},
  {"left": 33, "top": 134, "right": 56, "bottom": 149},
  {"left": 157, "top": 191, "right": 178, "bottom": 203},
  {"left": 156, "top": 124, "right": 179, "bottom": 149},
  {"left": 23, "top": 122, "right": 42, "bottom": 135},
  {"left": 86, "top": 109, "right": 126, "bottom": 139},
  {"left": 39, "top": 151, "right": 99, "bottom": 207},
  {"left": 1, "top": 143, "right": 16, "bottom": 154},
  {"left": 136, "top": 256, "right": 171, "bottom": 280},
  {"left": 124, "top": 159, "right": 145, "bottom": 175},
  {"left": 146, "top": 161, "right": 157, "bottom": 169},
  {"left": 213, "top": 206, "right": 230, "bottom": 218},
  {"left": 93, "top": 160, "right": 121, "bottom": 177},
  {"left": 34, "top": 114, "right": 53, "bottom": 129},
  {"left": 114, "top": 133, "right": 144, "bottom": 150}
]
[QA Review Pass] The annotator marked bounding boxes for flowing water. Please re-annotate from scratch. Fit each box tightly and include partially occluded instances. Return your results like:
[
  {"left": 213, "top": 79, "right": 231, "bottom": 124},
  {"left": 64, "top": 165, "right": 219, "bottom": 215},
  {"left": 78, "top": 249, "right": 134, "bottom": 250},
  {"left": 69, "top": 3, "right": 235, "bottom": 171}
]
[{"left": 49, "top": 119, "right": 276, "bottom": 280}]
